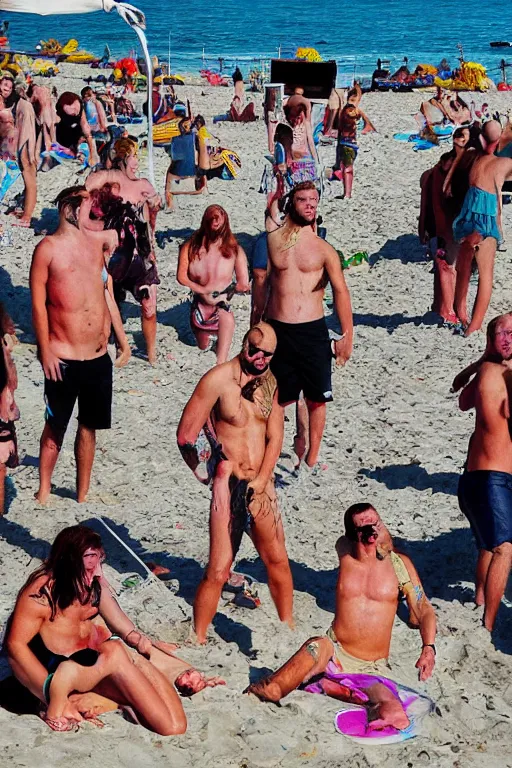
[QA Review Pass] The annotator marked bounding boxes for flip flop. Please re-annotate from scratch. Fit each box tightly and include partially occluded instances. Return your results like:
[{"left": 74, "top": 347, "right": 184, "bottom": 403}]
[{"left": 232, "top": 588, "right": 261, "bottom": 609}]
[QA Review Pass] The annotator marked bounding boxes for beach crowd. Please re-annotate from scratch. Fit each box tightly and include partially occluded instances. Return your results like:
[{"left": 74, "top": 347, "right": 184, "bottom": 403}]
[{"left": 0, "top": 59, "right": 511, "bottom": 741}]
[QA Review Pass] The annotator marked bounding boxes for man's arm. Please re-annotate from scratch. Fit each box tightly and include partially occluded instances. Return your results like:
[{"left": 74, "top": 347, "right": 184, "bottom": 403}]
[
  {"left": 176, "top": 370, "right": 222, "bottom": 473},
  {"left": 323, "top": 244, "right": 353, "bottom": 365},
  {"left": 398, "top": 553, "right": 436, "bottom": 681},
  {"left": 29, "top": 241, "right": 62, "bottom": 382},
  {"left": 359, "top": 109, "right": 377, "bottom": 133},
  {"left": 6, "top": 590, "right": 50, "bottom": 702},
  {"left": 305, "top": 120, "right": 319, "bottom": 162},
  {"left": 248, "top": 391, "right": 284, "bottom": 495},
  {"left": 234, "top": 246, "right": 250, "bottom": 292},
  {"left": 105, "top": 274, "right": 131, "bottom": 368}
]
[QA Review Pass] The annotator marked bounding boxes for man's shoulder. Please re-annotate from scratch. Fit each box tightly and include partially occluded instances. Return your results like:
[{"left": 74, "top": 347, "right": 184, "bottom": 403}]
[
  {"left": 32, "top": 235, "right": 56, "bottom": 262},
  {"left": 478, "top": 361, "right": 506, "bottom": 385}
]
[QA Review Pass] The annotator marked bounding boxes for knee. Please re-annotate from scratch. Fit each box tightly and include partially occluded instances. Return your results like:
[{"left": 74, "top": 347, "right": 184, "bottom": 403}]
[
  {"left": 492, "top": 542, "right": 512, "bottom": 558},
  {"left": 305, "top": 399, "right": 325, "bottom": 413},
  {"left": 159, "top": 713, "right": 187, "bottom": 737},
  {"left": 204, "top": 561, "right": 232, "bottom": 587},
  {"left": 101, "top": 638, "right": 130, "bottom": 667},
  {"left": 219, "top": 309, "right": 234, "bottom": 328}
]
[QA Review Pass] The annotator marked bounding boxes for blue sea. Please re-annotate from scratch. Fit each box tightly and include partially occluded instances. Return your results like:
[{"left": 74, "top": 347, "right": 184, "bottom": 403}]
[{"left": 2, "top": 0, "right": 512, "bottom": 82}]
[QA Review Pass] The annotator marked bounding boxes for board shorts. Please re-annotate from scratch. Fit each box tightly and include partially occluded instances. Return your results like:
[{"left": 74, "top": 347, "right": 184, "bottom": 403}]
[
  {"left": 458, "top": 470, "right": 512, "bottom": 551},
  {"left": 44, "top": 353, "right": 113, "bottom": 436},
  {"left": 326, "top": 626, "right": 390, "bottom": 674},
  {"left": 268, "top": 317, "right": 333, "bottom": 405},
  {"left": 336, "top": 141, "right": 358, "bottom": 168}
]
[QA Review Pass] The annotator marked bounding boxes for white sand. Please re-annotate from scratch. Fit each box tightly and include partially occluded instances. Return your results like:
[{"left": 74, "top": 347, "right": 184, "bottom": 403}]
[{"left": 1, "top": 65, "right": 512, "bottom": 766}]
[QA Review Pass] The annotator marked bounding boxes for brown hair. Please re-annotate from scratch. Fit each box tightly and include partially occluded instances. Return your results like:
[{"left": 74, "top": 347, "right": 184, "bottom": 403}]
[
  {"left": 19, "top": 525, "right": 105, "bottom": 621},
  {"left": 188, "top": 205, "right": 238, "bottom": 263},
  {"left": 344, "top": 503, "right": 377, "bottom": 541}
]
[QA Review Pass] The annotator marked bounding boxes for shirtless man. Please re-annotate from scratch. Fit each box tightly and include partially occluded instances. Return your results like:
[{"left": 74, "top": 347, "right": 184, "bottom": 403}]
[
  {"left": 177, "top": 323, "right": 294, "bottom": 644},
  {"left": 5, "top": 525, "right": 188, "bottom": 733},
  {"left": 247, "top": 503, "right": 436, "bottom": 730},
  {"left": 253, "top": 181, "right": 353, "bottom": 470},
  {"left": 453, "top": 120, "right": 512, "bottom": 335},
  {"left": 285, "top": 86, "right": 312, "bottom": 123},
  {"left": 457, "top": 312, "right": 512, "bottom": 631},
  {"left": 86, "top": 138, "right": 161, "bottom": 364},
  {"left": 30, "top": 186, "right": 130, "bottom": 504},
  {"left": 177, "top": 205, "right": 250, "bottom": 364}
]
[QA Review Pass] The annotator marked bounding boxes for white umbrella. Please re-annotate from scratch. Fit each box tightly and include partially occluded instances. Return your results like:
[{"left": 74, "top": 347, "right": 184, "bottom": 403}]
[{"left": 0, "top": 0, "right": 155, "bottom": 184}]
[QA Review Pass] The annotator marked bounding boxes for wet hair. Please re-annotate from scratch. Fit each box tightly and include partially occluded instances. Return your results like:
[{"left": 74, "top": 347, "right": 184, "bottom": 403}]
[
  {"left": 344, "top": 503, "right": 377, "bottom": 541},
  {"left": 188, "top": 205, "right": 238, "bottom": 263},
  {"left": 81, "top": 86, "right": 93, "bottom": 99},
  {"left": 232, "top": 67, "right": 244, "bottom": 83},
  {"left": 55, "top": 91, "right": 81, "bottom": 117},
  {"left": 19, "top": 525, "right": 105, "bottom": 621}
]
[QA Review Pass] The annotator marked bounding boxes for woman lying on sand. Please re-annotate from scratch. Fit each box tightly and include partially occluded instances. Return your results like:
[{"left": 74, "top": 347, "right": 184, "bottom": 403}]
[{"left": 5, "top": 525, "right": 224, "bottom": 733}]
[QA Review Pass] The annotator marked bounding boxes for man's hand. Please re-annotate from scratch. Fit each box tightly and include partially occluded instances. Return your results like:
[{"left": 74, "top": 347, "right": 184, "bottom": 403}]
[
  {"left": 334, "top": 337, "right": 352, "bottom": 367},
  {"left": 115, "top": 345, "right": 131, "bottom": 368},
  {"left": 40, "top": 349, "right": 63, "bottom": 381},
  {"left": 415, "top": 645, "right": 435, "bottom": 681},
  {"left": 247, "top": 475, "right": 268, "bottom": 498}
]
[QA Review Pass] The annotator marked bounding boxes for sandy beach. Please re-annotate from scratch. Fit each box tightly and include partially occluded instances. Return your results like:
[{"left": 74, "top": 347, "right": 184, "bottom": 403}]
[{"left": 1, "top": 64, "right": 512, "bottom": 767}]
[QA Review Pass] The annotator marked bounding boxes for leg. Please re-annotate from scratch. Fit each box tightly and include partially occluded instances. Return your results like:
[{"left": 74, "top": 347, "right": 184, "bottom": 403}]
[
  {"left": 246, "top": 636, "right": 332, "bottom": 702},
  {"left": 434, "top": 255, "right": 457, "bottom": 321},
  {"left": 465, "top": 238, "right": 496, "bottom": 336},
  {"left": 215, "top": 307, "right": 235, "bottom": 364},
  {"left": 75, "top": 425, "right": 96, "bottom": 503},
  {"left": 192, "top": 326, "right": 214, "bottom": 351},
  {"left": 19, "top": 147, "right": 37, "bottom": 224},
  {"left": 304, "top": 400, "right": 326, "bottom": 467},
  {"left": 141, "top": 287, "right": 157, "bottom": 365},
  {"left": 0, "top": 463, "right": 5, "bottom": 516},
  {"left": 483, "top": 542, "right": 512, "bottom": 631},
  {"left": 48, "top": 640, "right": 186, "bottom": 735},
  {"left": 250, "top": 479, "right": 294, "bottom": 627},
  {"left": 342, "top": 164, "right": 354, "bottom": 199},
  {"left": 454, "top": 240, "right": 475, "bottom": 326},
  {"left": 475, "top": 549, "right": 492, "bottom": 606},
  {"left": 193, "top": 460, "right": 235, "bottom": 643},
  {"left": 293, "top": 396, "right": 308, "bottom": 467},
  {"left": 36, "top": 422, "right": 64, "bottom": 504}
]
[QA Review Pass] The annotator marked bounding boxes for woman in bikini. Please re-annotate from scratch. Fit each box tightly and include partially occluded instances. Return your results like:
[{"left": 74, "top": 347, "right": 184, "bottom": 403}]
[{"left": 5, "top": 525, "right": 224, "bottom": 732}]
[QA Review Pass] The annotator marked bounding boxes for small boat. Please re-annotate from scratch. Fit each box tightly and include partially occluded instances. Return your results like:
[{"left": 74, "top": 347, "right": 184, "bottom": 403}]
[{"left": 490, "top": 41, "right": 512, "bottom": 48}]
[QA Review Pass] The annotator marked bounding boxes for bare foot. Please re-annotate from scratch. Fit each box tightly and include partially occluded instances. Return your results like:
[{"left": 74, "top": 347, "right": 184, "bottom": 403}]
[
  {"left": 464, "top": 323, "right": 481, "bottom": 337},
  {"left": 34, "top": 489, "right": 51, "bottom": 505},
  {"left": 293, "top": 434, "right": 307, "bottom": 468},
  {"left": 244, "top": 678, "right": 282, "bottom": 702},
  {"left": 147, "top": 350, "right": 157, "bottom": 366}
]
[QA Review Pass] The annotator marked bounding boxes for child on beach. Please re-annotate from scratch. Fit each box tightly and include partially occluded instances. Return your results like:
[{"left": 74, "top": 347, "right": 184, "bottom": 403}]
[{"left": 0, "top": 303, "right": 19, "bottom": 515}]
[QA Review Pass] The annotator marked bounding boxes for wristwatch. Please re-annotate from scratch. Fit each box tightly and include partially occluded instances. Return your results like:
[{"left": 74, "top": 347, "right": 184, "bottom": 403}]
[{"left": 423, "top": 643, "right": 436, "bottom": 655}]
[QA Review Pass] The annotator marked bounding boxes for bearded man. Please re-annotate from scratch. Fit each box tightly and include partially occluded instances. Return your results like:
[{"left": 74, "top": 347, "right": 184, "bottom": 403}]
[
  {"left": 253, "top": 182, "right": 353, "bottom": 471},
  {"left": 177, "top": 323, "right": 294, "bottom": 644}
]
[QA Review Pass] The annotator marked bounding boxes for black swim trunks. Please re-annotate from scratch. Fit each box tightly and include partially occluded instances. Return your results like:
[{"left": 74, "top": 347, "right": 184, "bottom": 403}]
[
  {"left": 44, "top": 353, "right": 113, "bottom": 435},
  {"left": 268, "top": 317, "right": 333, "bottom": 405},
  {"left": 458, "top": 470, "right": 512, "bottom": 551}
]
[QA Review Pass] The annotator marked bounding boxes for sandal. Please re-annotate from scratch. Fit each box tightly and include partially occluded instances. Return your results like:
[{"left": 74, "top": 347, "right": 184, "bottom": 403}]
[{"left": 232, "top": 587, "right": 261, "bottom": 609}]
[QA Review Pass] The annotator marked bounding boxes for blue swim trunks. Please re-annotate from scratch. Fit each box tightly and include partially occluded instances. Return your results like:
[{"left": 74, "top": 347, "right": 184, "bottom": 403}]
[
  {"left": 458, "top": 470, "right": 512, "bottom": 551},
  {"left": 452, "top": 186, "right": 502, "bottom": 244}
]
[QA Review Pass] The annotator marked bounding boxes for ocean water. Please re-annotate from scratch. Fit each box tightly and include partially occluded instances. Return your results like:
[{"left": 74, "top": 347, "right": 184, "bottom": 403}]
[{"left": 2, "top": 0, "right": 512, "bottom": 82}]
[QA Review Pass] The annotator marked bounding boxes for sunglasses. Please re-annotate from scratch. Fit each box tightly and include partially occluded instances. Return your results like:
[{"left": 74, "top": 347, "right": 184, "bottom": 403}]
[{"left": 248, "top": 342, "right": 274, "bottom": 358}]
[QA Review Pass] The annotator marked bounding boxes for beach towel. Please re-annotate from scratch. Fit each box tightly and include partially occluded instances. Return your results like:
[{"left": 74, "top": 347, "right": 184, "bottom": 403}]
[{"left": 304, "top": 662, "right": 434, "bottom": 745}]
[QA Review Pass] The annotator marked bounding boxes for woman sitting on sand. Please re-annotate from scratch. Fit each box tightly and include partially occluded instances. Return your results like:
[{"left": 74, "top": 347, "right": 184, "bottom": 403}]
[
  {"left": 55, "top": 91, "right": 99, "bottom": 167},
  {"left": 5, "top": 525, "right": 224, "bottom": 732},
  {"left": 86, "top": 138, "right": 162, "bottom": 365}
]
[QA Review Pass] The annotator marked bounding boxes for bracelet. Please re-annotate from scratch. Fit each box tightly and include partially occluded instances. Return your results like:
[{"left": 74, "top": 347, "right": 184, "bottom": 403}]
[
  {"left": 124, "top": 628, "right": 138, "bottom": 643},
  {"left": 423, "top": 643, "right": 436, "bottom": 655}
]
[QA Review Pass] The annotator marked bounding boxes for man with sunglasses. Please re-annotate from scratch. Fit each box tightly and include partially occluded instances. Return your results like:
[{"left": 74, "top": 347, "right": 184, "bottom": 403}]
[
  {"left": 177, "top": 322, "right": 294, "bottom": 644},
  {"left": 253, "top": 181, "right": 353, "bottom": 472},
  {"left": 247, "top": 502, "right": 436, "bottom": 729}
]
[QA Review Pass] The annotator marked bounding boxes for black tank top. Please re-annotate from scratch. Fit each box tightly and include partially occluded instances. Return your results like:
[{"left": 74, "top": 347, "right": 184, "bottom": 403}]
[{"left": 56, "top": 102, "right": 84, "bottom": 150}]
